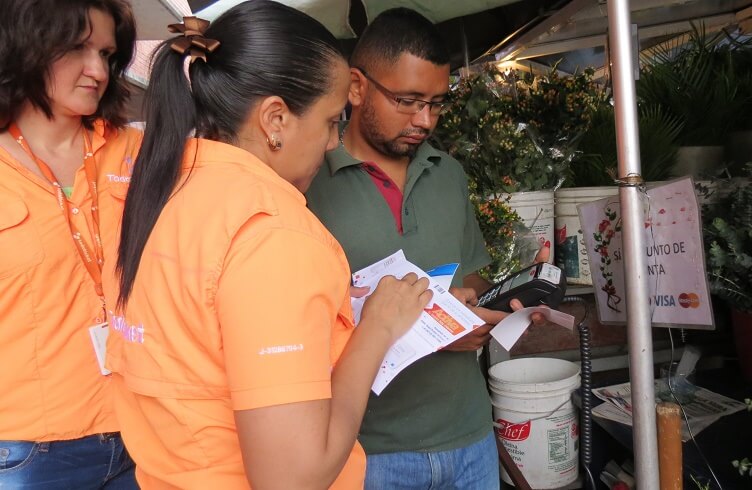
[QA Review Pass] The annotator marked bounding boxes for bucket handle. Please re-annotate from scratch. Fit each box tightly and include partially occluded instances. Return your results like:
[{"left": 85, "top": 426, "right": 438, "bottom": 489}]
[{"left": 492, "top": 397, "right": 572, "bottom": 427}]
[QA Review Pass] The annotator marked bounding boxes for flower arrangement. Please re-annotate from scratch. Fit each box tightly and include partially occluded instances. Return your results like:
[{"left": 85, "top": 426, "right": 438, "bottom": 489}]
[
  {"left": 470, "top": 185, "right": 532, "bottom": 281},
  {"left": 434, "top": 63, "right": 602, "bottom": 195}
]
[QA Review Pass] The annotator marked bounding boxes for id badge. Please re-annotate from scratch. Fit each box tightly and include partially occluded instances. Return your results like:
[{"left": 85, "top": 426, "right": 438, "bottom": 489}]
[{"left": 89, "top": 322, "right": 111, "bottom": 375}]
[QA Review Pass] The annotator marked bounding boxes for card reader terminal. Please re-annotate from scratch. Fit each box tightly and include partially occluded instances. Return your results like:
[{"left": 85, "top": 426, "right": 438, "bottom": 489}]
[{"left": 476, "top": 263, "right": 567, "bottom": 312}]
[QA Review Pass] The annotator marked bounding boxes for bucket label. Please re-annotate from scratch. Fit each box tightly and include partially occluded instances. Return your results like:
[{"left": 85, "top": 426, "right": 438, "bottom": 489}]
[
  {"left": 547, "top": 426, "right": 570, "bottom": 463},
  {"left": 495, "top": 411, "right": 579, "bottom": 488},
  {"left": 496, "top": 419, "right": 531, "bottom": 441}
]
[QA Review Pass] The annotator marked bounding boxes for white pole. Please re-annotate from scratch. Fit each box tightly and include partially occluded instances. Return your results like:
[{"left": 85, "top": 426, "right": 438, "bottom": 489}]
[{"left": 606, "top": 1, "right": 660, "bottom": 489}]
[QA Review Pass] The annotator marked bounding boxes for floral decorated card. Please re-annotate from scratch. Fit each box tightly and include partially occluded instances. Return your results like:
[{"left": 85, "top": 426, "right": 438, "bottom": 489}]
[{"left": 578, "top": 177, "right": 714, "bottom": 329}]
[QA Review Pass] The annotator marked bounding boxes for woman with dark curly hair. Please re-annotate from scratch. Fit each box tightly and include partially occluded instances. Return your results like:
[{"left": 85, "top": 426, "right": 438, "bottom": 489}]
[{"left": 0, "top": 1, "right": 140, "bottom": 487}]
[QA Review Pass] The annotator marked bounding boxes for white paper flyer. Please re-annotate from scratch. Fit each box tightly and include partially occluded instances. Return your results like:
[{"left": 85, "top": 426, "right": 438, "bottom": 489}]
[
  {"left": 351, "top": 250, "right": 484, "bottom": 394},
  {"left": 489, "top": 306, "right": 575, "bottom": 351}
]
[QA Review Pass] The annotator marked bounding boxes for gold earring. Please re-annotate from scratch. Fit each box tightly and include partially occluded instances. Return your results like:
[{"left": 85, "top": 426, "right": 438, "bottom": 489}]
[{"left": 266, "top": 134, "right": 282, "bottom": 151}]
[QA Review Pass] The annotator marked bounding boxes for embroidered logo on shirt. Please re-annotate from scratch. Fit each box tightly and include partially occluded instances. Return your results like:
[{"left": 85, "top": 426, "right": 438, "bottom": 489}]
[
  {"left": 109, "top": 310, "right": 145, "bottom": 344},
  {"left": 105, "top": 155, "right": 135, "bottom": 183},
  {"left": 258, "top": 344, "right": 304, "bottom": 355},
  {"left": 106, "top": 174, "right": 131, "bottom": 183}
]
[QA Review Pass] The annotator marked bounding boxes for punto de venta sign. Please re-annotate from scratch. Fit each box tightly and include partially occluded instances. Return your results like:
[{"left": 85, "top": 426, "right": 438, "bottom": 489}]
[{"left": 578, "top": 177, "right": 714, "bottom": 329}]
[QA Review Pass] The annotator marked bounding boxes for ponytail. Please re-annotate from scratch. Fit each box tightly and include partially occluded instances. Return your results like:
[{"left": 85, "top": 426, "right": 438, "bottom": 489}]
[
  {"left": 117, "top": 0, "right": 346, "bottom": 307},
  {"left": 116, "top": 44, "right": 195, "bottom": 307}
]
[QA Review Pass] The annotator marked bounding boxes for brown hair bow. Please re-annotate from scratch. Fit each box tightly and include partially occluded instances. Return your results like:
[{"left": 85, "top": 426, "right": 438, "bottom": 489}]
[{"left": 167, "top": 16, "right": 220, "bottom": 64}]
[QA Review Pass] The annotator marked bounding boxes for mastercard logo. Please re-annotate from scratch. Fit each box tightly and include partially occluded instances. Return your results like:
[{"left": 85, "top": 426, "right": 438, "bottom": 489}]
[{"left": 678, "top": 293, "right": 700, "bottom": 308}]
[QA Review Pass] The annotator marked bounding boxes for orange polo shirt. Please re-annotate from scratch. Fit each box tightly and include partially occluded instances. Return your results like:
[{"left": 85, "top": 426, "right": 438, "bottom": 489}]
[
  {"left": 101, "top": 138, "right": 365, "bottom": 489},
  {"left": 0, "top": 120, "right": 141, "bottom": 441}
]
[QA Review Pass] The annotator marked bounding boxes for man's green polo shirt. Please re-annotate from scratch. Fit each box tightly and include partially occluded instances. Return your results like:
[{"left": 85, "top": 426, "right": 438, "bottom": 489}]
[{"left": 305, "top": 135, "right": 493, "bottom": 454}]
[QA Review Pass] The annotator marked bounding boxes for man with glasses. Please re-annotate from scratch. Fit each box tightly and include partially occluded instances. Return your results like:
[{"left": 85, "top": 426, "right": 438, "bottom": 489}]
[{"left": 306, "top": 7, "right": 549, "bottom": 489}]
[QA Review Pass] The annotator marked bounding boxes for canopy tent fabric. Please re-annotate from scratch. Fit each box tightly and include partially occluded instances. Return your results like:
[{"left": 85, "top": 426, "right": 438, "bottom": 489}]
[
  {"left": 126, "top": 0, "right": 190, "bottom": 88},
  {"left": 488, "top": 0, "right": 752, "bottom": 79},
  {"left": 129, "top": 0, "right": 752, "bottom": 84},
  {"left": 190, "top": 0, "right": 522, "bottom": 39},
  {"left": 194, "top": 0, "right": 354, "bottom": 38},
  {"left": 130, "top": 0, "right": 191, "bottom": 40},
  {"left": 125, "top": 0, "right": 529, "bottom": 88}
]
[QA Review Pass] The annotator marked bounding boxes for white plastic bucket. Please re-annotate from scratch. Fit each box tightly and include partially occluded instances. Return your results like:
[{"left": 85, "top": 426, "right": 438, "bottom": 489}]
[
  {"left": 554, "top": 187, "right": 618, "bottom": 285},
  {"left": 489, "top": 358, "right": 581, "bottom": 489},
  {"left": 507, "top": 190, "right": 555, "bottom": 262}
]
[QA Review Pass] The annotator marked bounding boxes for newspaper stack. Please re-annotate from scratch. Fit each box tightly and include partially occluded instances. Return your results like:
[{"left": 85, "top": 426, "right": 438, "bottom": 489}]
[{"left": 592, "top": 379, "right": 747, "bottom": 441}]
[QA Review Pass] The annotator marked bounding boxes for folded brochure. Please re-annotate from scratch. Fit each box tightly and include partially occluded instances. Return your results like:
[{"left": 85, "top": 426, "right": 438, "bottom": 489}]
[
  {"left": 351, "top": 250, "right": 574, "bottom": 394},
  {"left": 351, "top": 250, "right": 483, "bottom": 394}
]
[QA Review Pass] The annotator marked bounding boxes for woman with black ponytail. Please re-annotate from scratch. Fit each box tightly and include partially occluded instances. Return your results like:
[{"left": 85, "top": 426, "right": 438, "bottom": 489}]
[{"left": 109, "top": 1, "right": 431, "bottom": 488}]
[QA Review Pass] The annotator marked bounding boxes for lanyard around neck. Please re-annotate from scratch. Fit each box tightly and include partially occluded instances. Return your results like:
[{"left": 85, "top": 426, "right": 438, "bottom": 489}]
[{"left": 8, "top": 123, "right": 105, "bottom": 301}]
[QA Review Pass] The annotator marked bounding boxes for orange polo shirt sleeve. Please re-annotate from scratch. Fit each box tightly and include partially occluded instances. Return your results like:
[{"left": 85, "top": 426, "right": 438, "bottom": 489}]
[
  {"left": 216, "top": 222, "right": 366, "bottom": 490},
  {"left": 217, "top": 225, "right": 348, "bottom": 410}
]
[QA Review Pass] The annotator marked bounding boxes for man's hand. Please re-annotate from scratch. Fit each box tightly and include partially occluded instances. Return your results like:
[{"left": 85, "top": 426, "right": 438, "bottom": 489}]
[
  {"left": 526, "top": 241, "right": 551, "bottom": 326},
  {"left": 442, "top": 323, "right": 493, "bottom": 351},
  {"left": 350, "top": 285, "right": 370, "bottom": 298},
  {"left": 443, "top": 298, "right": 549, "bottom": 352},
  {"left": 442, "top": 287, "right": 505, "bottom": 351},
  {"left": 442, "top": 241, "right": 552, "bottom": 352},
  {"left": 534, "top": 240, "right": 551, "bottom": 264},
  {"left": 510, "top": 298, "right": 548, "bottom": 326}
]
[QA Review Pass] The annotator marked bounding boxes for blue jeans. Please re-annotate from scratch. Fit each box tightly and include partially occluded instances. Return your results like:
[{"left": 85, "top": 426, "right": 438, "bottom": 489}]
[
  {"left": 0, "top": 433, "right": 136, "bottom": 489},
  {"left": 365, "top": 431, "right": 500, "bottom": 490}
]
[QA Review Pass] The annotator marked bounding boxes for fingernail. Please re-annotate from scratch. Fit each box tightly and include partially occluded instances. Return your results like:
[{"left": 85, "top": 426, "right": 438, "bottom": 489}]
[{"left": 544, "top": 240, "right": 551, "bottom": 248}]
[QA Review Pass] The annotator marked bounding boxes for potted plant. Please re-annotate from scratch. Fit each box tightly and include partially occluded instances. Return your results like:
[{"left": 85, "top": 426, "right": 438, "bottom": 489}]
[
  {"left": 567, "top": 103, "right": 683, "bottom": 187},
  {"left": 703, "top": 164, "right": 752, "bottom": 380},
  {"left": 725, "top": 37, "right": 752, "bottom": 173},
  {"left": 434, "top": 63, "right": 600, "bottom": 273},
  {"left": 637, "top": 24, "right": 750, "bottom": 177}
]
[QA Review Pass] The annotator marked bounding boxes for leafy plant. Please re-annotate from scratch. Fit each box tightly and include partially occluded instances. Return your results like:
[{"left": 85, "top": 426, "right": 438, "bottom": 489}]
[
  {"left": 732, "top": 457, "right": 752, "bottom": 477},
  {"left": 637, "top": 23, "right": 748, "bottom": 146},
  {"left": 433, "top": 63, "right": 601, "bottom": 277},
  {"left": 729, "top": 400, "right": 752, "bottom": 479},
  {"left": 470, "top": 187, "right": 530, "bottom": 282},
  {"left": 567, "top": 102, "right": 683, "bottom": 187},
  {"left": 690, "top": 474, "right": 711, "bottom": 490},
  {"left": 703, "top": 164, "right": 752, "bottom": 312},
  {"left": 728, "top": 36, "right": 752, "bottom": 132},
  {"left": 434, "top": 63, "right": 601, "bottom": 194}
]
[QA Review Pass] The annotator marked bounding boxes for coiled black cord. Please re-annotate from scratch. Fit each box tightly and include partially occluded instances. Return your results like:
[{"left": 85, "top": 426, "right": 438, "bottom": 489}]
[{"left": 562, "top": 295, "right": 596, "bottom": 489}]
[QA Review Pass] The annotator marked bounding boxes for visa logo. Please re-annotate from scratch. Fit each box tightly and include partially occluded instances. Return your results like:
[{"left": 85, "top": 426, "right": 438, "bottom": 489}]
[{"left": 650, "top": 295, "right": 676, "bottom": 307}]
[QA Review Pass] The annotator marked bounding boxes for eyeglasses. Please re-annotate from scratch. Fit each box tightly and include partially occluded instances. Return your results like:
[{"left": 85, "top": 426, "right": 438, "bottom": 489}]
[{"left": 355, "top": 67, "right": 448, "bottom": 116}]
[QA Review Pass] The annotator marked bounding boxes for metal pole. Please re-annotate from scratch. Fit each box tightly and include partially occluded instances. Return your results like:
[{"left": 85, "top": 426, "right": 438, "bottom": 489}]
[{"left": 606, "top": 1, "right": 660, "bottom": 489}]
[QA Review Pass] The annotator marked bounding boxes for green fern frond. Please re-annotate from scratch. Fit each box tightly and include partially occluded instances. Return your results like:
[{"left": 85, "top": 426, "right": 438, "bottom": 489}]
[{"left": 703, "top": 164, "right": 752, "bottom": 312}]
